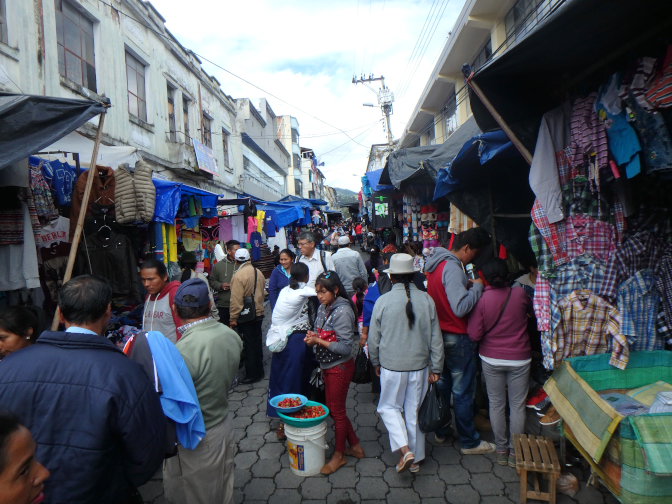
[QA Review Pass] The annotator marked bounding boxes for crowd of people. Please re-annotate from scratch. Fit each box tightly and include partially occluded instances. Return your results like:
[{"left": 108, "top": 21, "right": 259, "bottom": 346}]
[{"left": 0, "top": 219, "right": 543, "bottom": 502}]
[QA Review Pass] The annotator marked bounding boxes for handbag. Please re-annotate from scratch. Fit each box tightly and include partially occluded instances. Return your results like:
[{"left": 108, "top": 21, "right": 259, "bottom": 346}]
[
  {"left": 314, "top": 308, "right": 342, "bottom": 364},
  {"left": 351, "top": 347, "right": 371, "bottom": 384},
  {"left": 238, "top": 268, "right": 258, "bottom": 323}
]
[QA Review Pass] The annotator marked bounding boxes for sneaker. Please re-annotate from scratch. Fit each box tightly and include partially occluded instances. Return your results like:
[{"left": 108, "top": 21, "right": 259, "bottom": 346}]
[
  {"left": 508, "top": 452, "right": 517, "bottom": 468},
  {"left": 526, "top": 388, "right": 548, "bottom": 408},
  {"left": 434, "top": 432, "right": 451, "bottom": 444},
  {"left": 496, "top": 451, "right": 509, "bottom": 466},
  {"left": 461, "top": 440, "right": 496, "bottom": 455},
  {"left": 535, "top": 402, "right": 552, "bottom": 417},
  {"left": 540, "top": 406, "right": 561, "bottom": 426},
  {"left": 533, "top": 396, "right": 551, "bottom": 411}
]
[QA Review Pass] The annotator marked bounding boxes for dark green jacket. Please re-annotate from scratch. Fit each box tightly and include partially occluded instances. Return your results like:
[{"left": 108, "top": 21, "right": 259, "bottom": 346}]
[{"left": 208, "top": 257, "right": 239, "bottom": 307}]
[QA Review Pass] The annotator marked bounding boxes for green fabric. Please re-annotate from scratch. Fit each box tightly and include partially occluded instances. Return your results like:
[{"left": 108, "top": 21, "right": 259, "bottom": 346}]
[
  {"left": 621, "top": 464, "right": 672, "bottom": 498},
  {"left": 176, "top": 319, "right": 242, "bottom": 429},
  {"left": 627, "top": 381, "right": 672, "bottom": 407},
  {"left": 208, "top": 258, "right": 239, "bottom": 307},
  {"left": 630, "top": 414, "right": 672, "bottom": 476}
]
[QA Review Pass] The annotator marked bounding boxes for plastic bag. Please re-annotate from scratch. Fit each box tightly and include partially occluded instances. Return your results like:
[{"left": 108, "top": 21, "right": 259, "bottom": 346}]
[
  {"left": 352, "top": 348, "right": 371, "bottom": 384},
  {"left": 418, "top": 382, "right": 449, "bottom": 434},
  {"left": 556, "top": 473, "right": 579, "bottom": 497},
  {"left": 309, "top": 367, "right": 326, "bottom": 404}
]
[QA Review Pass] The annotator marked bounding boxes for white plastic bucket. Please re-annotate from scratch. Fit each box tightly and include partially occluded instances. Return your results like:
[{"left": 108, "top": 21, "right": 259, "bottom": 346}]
[{"left": 284, "top": 421, "right": 328, "bottom": 477}]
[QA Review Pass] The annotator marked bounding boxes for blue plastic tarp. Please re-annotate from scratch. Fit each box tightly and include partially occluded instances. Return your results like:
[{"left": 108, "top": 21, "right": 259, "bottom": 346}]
[
  {"left": 276, "top": 195, "right": 328, "bottom": 207},
  {"left": 433, "top": 130, "right": 519, "bottom": 200},
  {"left": 257, "top": 202, "right": 304, "bottom": 229},
  {"left": 366, "top": 168, "right": 394, "bottom": 192},
  {"left": 152, "top": 179, "right": 221, "bottom": 224}
]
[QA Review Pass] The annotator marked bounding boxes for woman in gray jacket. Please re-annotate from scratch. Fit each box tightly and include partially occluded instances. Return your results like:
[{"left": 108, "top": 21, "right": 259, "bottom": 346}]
[{"left": 368, "top": 254, "right": 444, "bottom": 473}]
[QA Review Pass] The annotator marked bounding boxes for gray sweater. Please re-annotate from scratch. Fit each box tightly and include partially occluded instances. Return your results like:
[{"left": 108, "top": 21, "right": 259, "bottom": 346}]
[
  {"left": 368, "top": 283, "right": 445, "bottom": 373},
  {"left": 314, "top": 297, "right": 357, "bottom": 369},
  {"left": 332, "top": 247, "right": 367, "bottom": 294}
]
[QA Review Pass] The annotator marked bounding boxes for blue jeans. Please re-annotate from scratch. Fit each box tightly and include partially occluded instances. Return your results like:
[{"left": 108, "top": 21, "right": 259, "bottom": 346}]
[{"left": 435, "top": 333, "right": 480, "bottom": 449}]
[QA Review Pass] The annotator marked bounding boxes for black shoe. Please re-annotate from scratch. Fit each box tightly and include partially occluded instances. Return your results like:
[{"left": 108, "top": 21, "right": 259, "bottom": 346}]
[{"left": 240, "top": 376, "right": 262, "bottom": 385}]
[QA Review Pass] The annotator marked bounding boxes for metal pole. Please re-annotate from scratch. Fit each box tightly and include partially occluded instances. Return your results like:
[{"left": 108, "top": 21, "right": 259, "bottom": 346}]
[
  {"left": 488, "top": 183, "right": 498, "bottom": 258},
  {"left": 50, "top": 111, "right": 107, "bottom": 330}
]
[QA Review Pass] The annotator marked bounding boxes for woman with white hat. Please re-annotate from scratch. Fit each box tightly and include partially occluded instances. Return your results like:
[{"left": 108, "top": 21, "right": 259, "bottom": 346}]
[{"left": 368, "top": 253, "right": 444, "bottom": 473}]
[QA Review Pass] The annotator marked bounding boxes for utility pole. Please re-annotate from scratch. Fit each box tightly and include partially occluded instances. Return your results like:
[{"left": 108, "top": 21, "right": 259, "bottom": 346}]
[{"left": 353, "top": 74, "right": 395, "bottom": 146}]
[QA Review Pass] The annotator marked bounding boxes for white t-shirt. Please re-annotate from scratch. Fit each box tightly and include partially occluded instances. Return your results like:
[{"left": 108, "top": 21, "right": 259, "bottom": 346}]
[
  {"left": 38, "top": 216, "right": 69, "bottom": 248},
  {"left": 298, "top": 250, "right": 335, "bottom": 289},
  {"left": 480, "top": 355, "right": 531, "bottom": 367}
]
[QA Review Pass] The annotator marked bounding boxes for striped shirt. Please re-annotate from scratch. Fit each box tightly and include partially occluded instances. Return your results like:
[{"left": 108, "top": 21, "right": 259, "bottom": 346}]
[
  {"left": 617, "top": 269, "right": 664, "bottom": 352},
  {"left": 568, "top": 93, "right": 609, "bottom": 173}
]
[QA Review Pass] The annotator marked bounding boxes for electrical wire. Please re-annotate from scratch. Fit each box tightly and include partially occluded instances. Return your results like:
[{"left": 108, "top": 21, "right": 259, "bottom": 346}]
[{"left": 0, "top": 65, "right": 23, "bottom": 93}]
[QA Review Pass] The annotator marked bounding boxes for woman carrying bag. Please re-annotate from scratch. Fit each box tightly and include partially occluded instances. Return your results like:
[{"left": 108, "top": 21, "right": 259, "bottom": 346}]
[
  {"left": 468, "top": 258, "right": 532, "bottom": 468},
  {"left": 304, "top": 271, "right": 365, "bottom": 474},
  {"left": 368, "top": 254, "right": 444, "bottom": 473}
]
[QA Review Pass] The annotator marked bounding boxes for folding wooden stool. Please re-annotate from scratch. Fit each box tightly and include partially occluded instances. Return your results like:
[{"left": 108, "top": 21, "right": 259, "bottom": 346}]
[{"left": 512, "top": 433, "right": 561, "bottom": 504}]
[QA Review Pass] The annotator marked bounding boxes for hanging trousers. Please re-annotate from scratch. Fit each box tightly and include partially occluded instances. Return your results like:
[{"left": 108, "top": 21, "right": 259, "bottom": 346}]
[{"left": 377, "top": 367, "right": 429, "bottom": 462}]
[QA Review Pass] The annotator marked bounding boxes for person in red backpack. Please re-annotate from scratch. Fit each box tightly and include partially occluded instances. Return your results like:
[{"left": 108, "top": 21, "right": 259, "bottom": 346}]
[{"left": 424, "top": 227, "right": 495, "bottom": 455}]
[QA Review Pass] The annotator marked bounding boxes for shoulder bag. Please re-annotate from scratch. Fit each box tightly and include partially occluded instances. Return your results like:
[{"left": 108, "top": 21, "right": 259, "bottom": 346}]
[{"left": 238, "top": 268, "right": 258, "bottom": 323}]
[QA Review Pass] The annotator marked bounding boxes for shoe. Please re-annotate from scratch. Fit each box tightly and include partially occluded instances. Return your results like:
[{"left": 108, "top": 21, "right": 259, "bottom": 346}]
[
  {"left": 434, "top": 432, "right": 451, "bottom": 444},
  {"left": 534, "top": 396, "right": 551, "bottom": 411},
  {"left": 526, "top": 388, "right": 548, "bottom": 408},
  {"left": 396, "top": 452, "right": 415, "bottom": 473},
  {"left": 344, "top": 445, "right": 365, "bottom": 459},
  {"left": 461, "top": 440, "right": 496, "bottom": 455},
  {"left": 276, "top": 423, "right": 286, "bottom": 441},
  {"left": 474, "top": 415, "right": 492, "bottom": 432},
  {"left": 240, "top": 376, "right": 262, "bottom": 385},
  {"left": 496, "top": 451, "right": 508, "bottom": 466},
  {"left": 540, "top": 406, "right": 561, "bottom": 426},
  {"left": 536, "top": 402, "right": 552, "bottom": 417},
  {"left": 409, "top": 463, "right": 420, "bottom": 473},
  {"left": 508, "top": 452, "right": 517, "bottom": 468},
  {"left": 320, "top": 456, "right": 347, "bottom": 475}
]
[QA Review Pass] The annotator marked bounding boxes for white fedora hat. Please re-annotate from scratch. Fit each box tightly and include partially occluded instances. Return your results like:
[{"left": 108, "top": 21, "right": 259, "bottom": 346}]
[{"left": 383, "top": 253, "right": 420, "bottom": 275}]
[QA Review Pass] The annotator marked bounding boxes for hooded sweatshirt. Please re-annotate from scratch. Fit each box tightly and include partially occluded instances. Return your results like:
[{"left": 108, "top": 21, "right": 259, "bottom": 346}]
[
  {"left": 424, "top": 247, "right": 484, "bottom": 334},
  {"left": 143, "top": 281, "right": 182, "bottom": 343}
]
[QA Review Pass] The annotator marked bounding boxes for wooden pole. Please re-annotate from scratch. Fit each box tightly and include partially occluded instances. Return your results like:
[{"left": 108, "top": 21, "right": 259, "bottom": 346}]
[
  {"left": 50, "top": 111, "right": 106, "bottom": 330},
  {"left": 465, "top": 75, "right": 533, "bottom": 165}
]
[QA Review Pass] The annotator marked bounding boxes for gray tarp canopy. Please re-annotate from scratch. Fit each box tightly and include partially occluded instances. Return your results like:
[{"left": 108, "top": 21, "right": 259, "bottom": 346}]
[
  {"left": 0, "top": 92, "right": 106, "bottom": 170},
  {"left": 381, "top": 116, "right": 482, "bottom": 189}
]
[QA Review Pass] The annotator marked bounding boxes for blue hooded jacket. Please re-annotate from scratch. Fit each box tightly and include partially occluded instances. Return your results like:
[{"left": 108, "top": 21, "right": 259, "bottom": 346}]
[
  {"left": 0, "top": 330, "right": 166, "bottom": 504},
  {"left": 268, "top": 264, "right": 291, "bottom": 311}
]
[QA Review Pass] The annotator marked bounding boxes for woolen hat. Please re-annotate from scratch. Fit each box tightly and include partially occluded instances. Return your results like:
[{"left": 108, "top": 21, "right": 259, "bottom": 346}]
[
  {"left": 338, "top": 236, "right": 351, "bottom": 245},
  {"left": 383, "top": 253, "right": 420, "bottom": 275},
  {"left": 179, "top": 251, "right": 197, "bottom": 267},
  {"left": 235, "top": 248, "right": 250, "bottom": 262},
  {"left": 174, "top": 278, "right": 210, "bottom": 307}
]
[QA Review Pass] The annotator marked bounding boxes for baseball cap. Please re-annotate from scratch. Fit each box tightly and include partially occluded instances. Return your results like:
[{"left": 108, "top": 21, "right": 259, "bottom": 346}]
[
  {"left": 174, "top": 278, "right": 210, "bottom": 307},
  {"left": 235, "top": 248, "right": 251, "bottom": 261},
  {"left": 338, "top": 236, "right": 351, "bottom": 245}
]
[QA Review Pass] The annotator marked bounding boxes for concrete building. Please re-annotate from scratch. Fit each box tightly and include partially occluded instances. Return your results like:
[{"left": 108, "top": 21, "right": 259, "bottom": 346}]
[
  {"left": 324, "top": 186, "right": 339, "bottom": 211},
  {"left": 277, "top": 115, "right": 302, "bottom": 196},
  {"left": 0, "top": 0, "right": 249, "bottom": 195},
  {"left": 366, "top": 144, "right": 392, "bottom": 173},
  {"left": 399, "top": 0, "right": 563, "bottom": 149},
  {"left": 299, "top": 147, "right": 326, "bottom": 200},
  {"left": 235, "top": 98, "right": 290, "bottom": 201}
]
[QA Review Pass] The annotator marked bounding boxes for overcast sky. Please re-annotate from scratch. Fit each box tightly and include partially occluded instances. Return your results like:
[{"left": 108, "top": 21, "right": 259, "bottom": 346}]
[{"left": 152, "top": 0, "right": 466, "bottom": 192}]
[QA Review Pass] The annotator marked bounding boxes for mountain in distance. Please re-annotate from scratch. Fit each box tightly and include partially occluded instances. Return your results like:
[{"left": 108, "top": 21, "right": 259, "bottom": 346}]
[{"left": 332, "top": 187, "right": 359, "bottom": 205}]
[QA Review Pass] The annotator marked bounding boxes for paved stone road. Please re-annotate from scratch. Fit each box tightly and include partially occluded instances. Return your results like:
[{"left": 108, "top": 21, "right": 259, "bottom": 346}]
[{"left": 140, "top": 247, "right": 619, "bottom": 503}]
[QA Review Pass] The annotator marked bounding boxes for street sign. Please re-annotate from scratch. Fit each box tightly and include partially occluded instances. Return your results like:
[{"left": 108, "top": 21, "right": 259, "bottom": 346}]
[{"left": 192, "top": 139, "right": 218, "bottom": 176}]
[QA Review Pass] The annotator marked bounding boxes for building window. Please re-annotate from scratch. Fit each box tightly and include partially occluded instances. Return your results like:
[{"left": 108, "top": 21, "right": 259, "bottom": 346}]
[
  {"left": 0, "top": 0, "right": 8, "bottom": 45},
  {"left": 182, "top": 97, "right": 190, "bottom": 140},
  {"left": 55, "top": 0, "right": 96, "bottom": 91},
  {"left": 125, "top": 52, "right": 146, "bottom": 121},
  {"left": 222, "top": 129, "right": 230, "bottom": 169},
  {"left": 294, "top": 179, "right": 303, "bottom": 196},
  {"left": 293, "top": 153, "right": 301, "bottom": 168},
  {"left": 291, "top": 128, "right": 299, "bottom": 144},
  {"left": 505, "top": 0, "right": 560, "bottom": 41},
  {"left": 472, "top": 40, "right": 492, "bottom": 72},
  {"left": 167, "top": 86, "right": 176, "bottom": 142},
  {"left": 202, "top": 115, "right": 212, "bottom": 148}
]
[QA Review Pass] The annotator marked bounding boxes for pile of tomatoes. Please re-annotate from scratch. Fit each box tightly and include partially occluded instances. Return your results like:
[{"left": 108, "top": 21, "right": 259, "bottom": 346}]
[
  {"left": 288, "top": 405, "right": 326, "bottom": 419},
  {"left": 277, "top": 397, "right": 303, "bottom": 408}
]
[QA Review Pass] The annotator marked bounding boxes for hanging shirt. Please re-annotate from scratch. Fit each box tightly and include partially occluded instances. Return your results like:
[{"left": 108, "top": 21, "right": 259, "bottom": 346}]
[
  {"left": 246, "top": 217, "right": 258, "bottom": 243},
  {"left": 618, "top": 269, "right": 665, "bottom": 352},
  {"left": 256, "top": 211, "right": 265, "bottom": 234},
  {"left": 231, "top": 215, "right": 246, "bottom": 242},
  {"left": 38, "top": 216, "right": 69, "bottom": 248},
  {"left": 219, "top": 218, "right": 233, "bottom": 242},
  {"left": 552, "top": 290, "right": 626, "bottom": 370},
  {"left": 568, "top": 93, "right": 609, "bottom": 176},
  {"left": 645, "top": 46, "right": 672, "bottom": 108},
  {"left": 264, "top": 210, "right": 279, "bottom": 237},
  {"left": 564, "top": 215, "right": 615, "bottom": 262},
  {"left": 250, "top": 231, "right": 262, "bottom": 261}
]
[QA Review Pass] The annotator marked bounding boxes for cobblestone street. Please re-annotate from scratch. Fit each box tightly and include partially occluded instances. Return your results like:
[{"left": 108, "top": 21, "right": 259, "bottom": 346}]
[{"left": 140, "top": 298, "right": 619, "bottom": 504}]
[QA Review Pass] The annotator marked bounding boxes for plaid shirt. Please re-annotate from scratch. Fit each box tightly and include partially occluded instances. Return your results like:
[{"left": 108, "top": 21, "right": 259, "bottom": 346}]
[
  {"left": 618, "top": 269, "right": 665, "bottom": 351},
  {"left": 659, "top": 251, "right": 672, "bottom": 333},
  {"left": 552, "top": 290, "right": 627, "bottom": 370},
  {"left": 561, "top": 181, "right": 611, "bottom": 221},
  {"left": 539, "top": 255, "right": 608, "bottom": 368},
  {"left": 531, "top": 199, "right": 568, "bottom": 267},
  {"left": 565, "top": 215, "right": 616, "bottom": 262},
  {"left": 529, "top": 223, "right": 556, "bottom": 275},
  {"left": 601, "top": 231, "right": 669, "bottom": 303},
  {"left": 657, "top": 309, "right": 672, "bottom": 345}
]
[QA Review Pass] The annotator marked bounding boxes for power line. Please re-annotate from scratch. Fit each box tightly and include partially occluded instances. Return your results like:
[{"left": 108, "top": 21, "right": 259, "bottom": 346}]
[{"left": 319, "top": 120, "right": 383, "bottom": 157}]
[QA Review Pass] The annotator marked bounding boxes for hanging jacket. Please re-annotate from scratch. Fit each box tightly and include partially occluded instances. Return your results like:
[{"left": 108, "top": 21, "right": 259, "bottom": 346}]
[
  {"left": 70, "top": 165, "right": 115, "bottom": 238},
  {"left": 114, "top": 159, "right": 156, "bottom": 224},
  {"left": 0, "top": 330, "right": 166, "bottom": 504}
]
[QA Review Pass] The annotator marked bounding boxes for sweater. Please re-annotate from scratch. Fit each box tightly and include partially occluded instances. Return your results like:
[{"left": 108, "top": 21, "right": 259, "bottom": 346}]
[
  {"left": 467, "top": 286, "right": 532, "bottom": 361},
  {"left": 425, "top": 247, "right": 483, "bottom": 334},
  {"left": 368, "top": 283, "right": 444, "bottom": 373},
  {"left": 208, "top": 256, "right": 239, "bottom": 307},
  {"left": 331, "top": 246, "right": 367, "bottom": 294},
  {"left": 314, "top": 297, "right": 356, "bottom": 369},
  {"left": 176, "top": 319, "right": 242, "bottom": 429},
  {"left": 268, "top": 265, "right": 291, "bottom": 311}
]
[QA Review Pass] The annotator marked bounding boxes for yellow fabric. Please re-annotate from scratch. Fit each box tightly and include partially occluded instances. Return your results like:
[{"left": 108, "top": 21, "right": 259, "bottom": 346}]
[
  {"left": 256, "top": 211, "right": 265, "bottom": 234},
  {"left": 182, "top": 230, "right": 202, "bottom": 252},
  {"left": 162, "top": 224, "right": 168, "bottom": 264},
  {"left": 167, "top": 224, "right": 178, "bottom": 263},
  {"left": 626, "top": 381, "right": 672, "bottom": 407}
]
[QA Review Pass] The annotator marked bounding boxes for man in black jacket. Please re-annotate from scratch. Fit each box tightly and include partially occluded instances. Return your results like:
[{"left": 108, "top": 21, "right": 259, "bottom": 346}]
[{"left": 0, "top": 275, "right": 166, "bottom": 504}]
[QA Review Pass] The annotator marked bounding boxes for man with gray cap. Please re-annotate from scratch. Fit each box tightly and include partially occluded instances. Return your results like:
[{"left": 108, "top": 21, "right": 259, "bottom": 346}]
[
  {"left": 164, "top": 278, "right": 242, "bottom": 504},
  {"left": 332, "top": 235, "right": 367, "bottom": 297},
  {"left": 229, "top": 248, "right": 266, "bottom": 383}
]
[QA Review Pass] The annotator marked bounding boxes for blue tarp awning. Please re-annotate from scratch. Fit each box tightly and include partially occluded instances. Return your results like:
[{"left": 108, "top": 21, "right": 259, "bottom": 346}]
[
  {"left": 256, "top": 201, "right": 304, "bottom": 229},
  {"left": 277, "top": 195, "right": 328, "bottom": 207},
  {"left": 433, "top": 130, "right": 519, "bottom": 201},
  {"left": 152, "top": 179, "right": 221, "bottom": 224},
  {"left": 365, "top": 168, "right": 394, "bottom": 192}
]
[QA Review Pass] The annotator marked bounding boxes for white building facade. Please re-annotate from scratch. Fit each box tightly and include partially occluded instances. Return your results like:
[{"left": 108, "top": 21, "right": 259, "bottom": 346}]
[{"left": 0, "top": 0, "right": 243, "bottom": 195}]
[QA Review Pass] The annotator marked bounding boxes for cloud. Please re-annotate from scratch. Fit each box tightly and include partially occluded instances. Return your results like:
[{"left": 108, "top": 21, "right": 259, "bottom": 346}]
[{"left": 151, "top": 0, "right": 467, "bottom": 192}]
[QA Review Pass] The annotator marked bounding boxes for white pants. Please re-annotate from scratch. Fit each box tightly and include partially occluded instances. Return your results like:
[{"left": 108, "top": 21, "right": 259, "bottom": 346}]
[{"left": 377, "top": 367, "right": 429, "bottom": 462}]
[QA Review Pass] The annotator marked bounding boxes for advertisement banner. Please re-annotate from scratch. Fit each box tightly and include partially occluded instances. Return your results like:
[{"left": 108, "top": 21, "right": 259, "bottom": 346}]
[{"left": 192, "top": 139, "right": 219, "bottom": 176}]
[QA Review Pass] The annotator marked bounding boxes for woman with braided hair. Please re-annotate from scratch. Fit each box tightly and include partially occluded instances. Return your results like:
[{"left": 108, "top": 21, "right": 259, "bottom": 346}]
[{"left": 368, "top": 254, "right": 444, "bottom": 473}]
